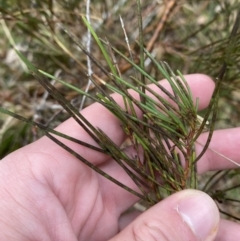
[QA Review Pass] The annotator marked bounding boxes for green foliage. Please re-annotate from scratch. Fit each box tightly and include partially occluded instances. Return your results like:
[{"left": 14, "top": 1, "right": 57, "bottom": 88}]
[{"left": 0, "top": 121, "right": 32, "bottom": 159}]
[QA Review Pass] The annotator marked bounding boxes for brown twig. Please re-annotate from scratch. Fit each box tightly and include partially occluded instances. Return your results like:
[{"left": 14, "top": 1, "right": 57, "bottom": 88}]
[{"left": 146, "top": 0, "right": 177, "bottom": 52}]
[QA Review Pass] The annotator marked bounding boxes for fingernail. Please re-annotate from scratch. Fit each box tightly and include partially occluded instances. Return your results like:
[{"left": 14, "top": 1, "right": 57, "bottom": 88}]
[{"left": 176, "top": 191, "right": 219, "bottom": 241}]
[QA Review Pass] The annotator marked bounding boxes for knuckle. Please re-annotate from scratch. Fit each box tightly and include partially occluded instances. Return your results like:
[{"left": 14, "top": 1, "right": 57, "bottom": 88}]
[{"left": 131, "top": 219, "right": 173, "bottom": 241}]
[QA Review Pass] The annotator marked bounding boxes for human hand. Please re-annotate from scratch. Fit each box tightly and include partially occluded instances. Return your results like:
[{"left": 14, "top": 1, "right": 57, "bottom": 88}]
[{"left": 1, "top": 74, "right": 239, "bottom": 241}]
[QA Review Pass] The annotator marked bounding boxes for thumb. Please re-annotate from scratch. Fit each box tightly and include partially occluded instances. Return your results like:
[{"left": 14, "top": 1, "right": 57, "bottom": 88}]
[{"left": 111, "top": 190, "right": 219, "bottom": 241}]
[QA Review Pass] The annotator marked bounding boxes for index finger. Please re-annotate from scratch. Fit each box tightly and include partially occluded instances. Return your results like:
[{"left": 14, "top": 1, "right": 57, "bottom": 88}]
[
  {"left": 51, "top": 74, "right": 215, "bottom": 165},
  {"left": 197, "top": 128, "right": 240, "bottom": 173}
]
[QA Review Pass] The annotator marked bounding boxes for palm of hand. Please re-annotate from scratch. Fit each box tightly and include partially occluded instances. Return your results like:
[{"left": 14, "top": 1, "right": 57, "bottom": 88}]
[{"left": 2, "top": 134, "right": 132, "bottom": 241}]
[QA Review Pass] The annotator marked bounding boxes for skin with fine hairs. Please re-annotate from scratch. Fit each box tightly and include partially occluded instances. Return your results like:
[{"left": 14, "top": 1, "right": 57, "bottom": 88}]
[{"left": 0, "top": 74, "right": 240, "bottom": 241}]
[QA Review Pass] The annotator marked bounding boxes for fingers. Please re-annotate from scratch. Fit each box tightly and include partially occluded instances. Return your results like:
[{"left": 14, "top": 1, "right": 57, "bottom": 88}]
[
  {"left": 197, "top": 128, "right": 240, "bottom": 174},
  {"left": 52, "top": 74, "right": 214, "bottom": 165},
  {"left": 110, "top": 190, "right": 219, "bottom": 241},
  {"left": 216, "top": 219, "right": 240, "bottom": 241},
  {"left": 103, "top": 127, "right": 240, "bottom": 213}
]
